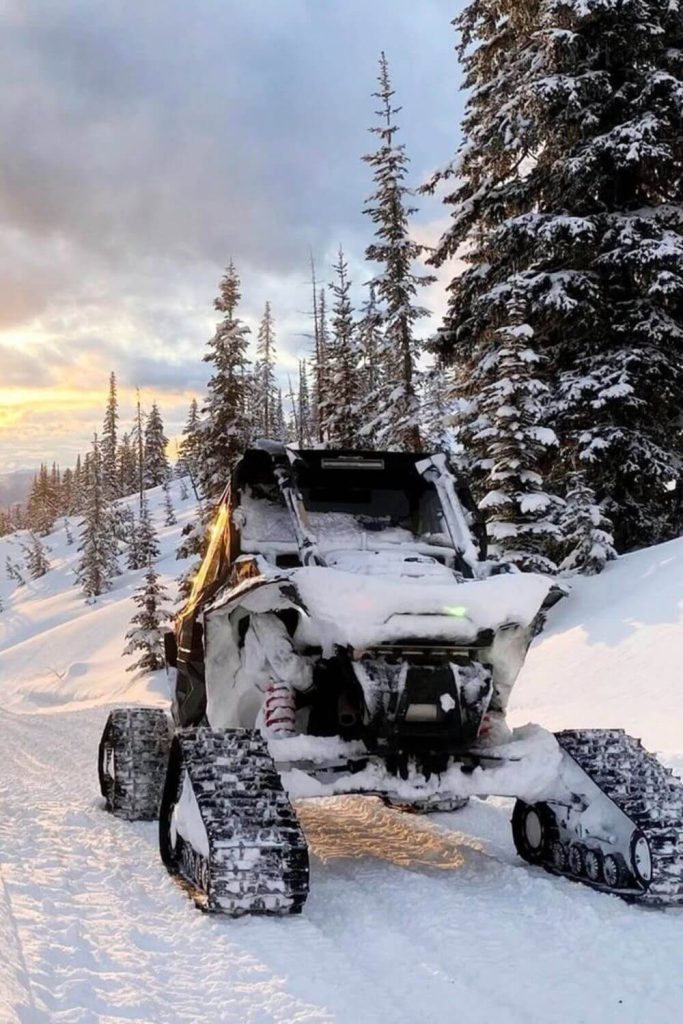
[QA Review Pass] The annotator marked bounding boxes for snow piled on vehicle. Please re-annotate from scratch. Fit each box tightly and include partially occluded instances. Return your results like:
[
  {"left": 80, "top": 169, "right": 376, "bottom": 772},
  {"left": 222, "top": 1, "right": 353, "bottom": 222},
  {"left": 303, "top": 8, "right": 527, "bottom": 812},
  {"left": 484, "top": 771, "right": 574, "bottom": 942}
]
[{"left": 291, "top": 565, "right": 554, "bottom": 651}]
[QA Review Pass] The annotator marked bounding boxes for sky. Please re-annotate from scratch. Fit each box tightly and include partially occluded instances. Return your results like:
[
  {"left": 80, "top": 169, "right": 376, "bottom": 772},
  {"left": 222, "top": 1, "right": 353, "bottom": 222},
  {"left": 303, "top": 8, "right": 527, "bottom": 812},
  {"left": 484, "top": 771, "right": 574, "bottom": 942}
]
[{"left": 0, "top": 0, "right": 467, "bottom": 473}]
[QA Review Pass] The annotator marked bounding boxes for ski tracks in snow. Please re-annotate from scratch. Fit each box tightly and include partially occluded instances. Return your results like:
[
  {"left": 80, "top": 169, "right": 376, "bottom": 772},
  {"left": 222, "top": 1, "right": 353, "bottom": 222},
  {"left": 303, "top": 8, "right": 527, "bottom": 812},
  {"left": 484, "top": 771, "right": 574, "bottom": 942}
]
[{"left": 1, "top": 708, "right": 683, "bottom": 1024}]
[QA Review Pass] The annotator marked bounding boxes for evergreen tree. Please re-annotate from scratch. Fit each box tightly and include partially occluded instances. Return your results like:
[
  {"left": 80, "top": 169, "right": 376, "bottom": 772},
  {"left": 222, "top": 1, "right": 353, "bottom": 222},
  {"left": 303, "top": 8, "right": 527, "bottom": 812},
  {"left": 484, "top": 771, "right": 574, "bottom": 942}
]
[
  {"left": 128, "top": 493, "right": 159, "bottom": 570},
  {"left": 117, "top": 432, "right": 138, "bottom": 497},
  {"left": 325, "top": 248, "right": 361, "bottom": 447},
  {"left": 558, "top": 471, "right": 617, "bottom": 576},
  {"left": 273, "top": 389, "right": 288, "bottom": 442},
  {"left": 422, "top": 361, "right": 456, "bottom": 453},
  {"left": 61, "top": 468, "right": 75, "bottom": 516},
  {"left": 102, "top": 371, "right": 119, "bottom": 499},
  {"left": 297, "top": 360, "right": 312, "bottom": 447},
  {"left": 72, "top": 455, "right": 85, "bottom": 514},
  {"left": 26, "top": 464, "right": 57, "bottom": 535},
  {"left": 177, "top": 398, "right": 202, "bottom": 489},
  {"left": 63, "top": 516, "right": 74, "bottom": 546},
  {"left": 123, "top": 564, "right": 171, "bottom": 673},
  {"left": 143, "top": 402, "right": 170, "bottom": 488},
  {"left": 474, "top": 293, "right": 561, "bottom": 572},
  {"left": 363, "top": 52, "right": 434, "bottom": 452},
  {"left": 163, "top": 480, "right": 177, "bottom": 526},
  {"left": 198, "top": 261, "right": 252, "bottom": 501},
  {"left": 427, "top": 0, "right": 683, "bottom": 555},
  {"left": 5, "top": 556, "right": 25, "bottom": 586},
  {"left": 254, "top": 302, "right": 278, "bottom": 438},
  {"left": 23, "top": 534, "right": 51, "bottom": 579},
  {"left": 76, "top": 435, "right": 120, "bottom": 601},
  {"left": 357, "top": 283, "right": 384, "bottom": 419}
]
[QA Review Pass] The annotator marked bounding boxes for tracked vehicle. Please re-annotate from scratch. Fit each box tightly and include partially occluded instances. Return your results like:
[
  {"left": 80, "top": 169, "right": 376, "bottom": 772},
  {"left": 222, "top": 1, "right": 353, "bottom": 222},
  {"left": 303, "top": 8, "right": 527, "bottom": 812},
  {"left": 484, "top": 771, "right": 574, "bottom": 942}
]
[{"left": 99, "top": 444, "right": 683, "bottom": 914}]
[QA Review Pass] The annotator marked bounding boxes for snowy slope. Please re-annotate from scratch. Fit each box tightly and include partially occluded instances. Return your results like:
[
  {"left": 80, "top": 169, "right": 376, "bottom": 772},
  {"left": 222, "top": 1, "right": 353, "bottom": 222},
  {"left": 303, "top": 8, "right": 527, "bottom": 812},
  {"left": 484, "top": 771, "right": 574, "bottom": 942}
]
[
  {"left": 1, "top": 506, "right": 682, "bottom": 1024},
  {"left": 0, "top": 483, "right": 194, "bottom": 713}
]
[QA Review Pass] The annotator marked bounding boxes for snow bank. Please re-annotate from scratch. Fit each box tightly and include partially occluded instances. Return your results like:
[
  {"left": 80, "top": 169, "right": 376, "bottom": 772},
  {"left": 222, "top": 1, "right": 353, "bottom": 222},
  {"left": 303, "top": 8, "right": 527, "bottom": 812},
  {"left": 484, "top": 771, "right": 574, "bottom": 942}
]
[{"left": 512, "top": 536, "right": 683, "bottom": 766}]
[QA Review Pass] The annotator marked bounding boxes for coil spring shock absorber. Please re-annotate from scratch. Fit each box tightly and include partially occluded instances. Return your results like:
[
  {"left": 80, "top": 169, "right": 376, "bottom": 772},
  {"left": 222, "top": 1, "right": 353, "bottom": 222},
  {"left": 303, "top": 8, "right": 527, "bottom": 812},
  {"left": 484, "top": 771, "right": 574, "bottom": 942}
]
[{"left": 264, "top": 682, "right": 297, "bottom": 737}]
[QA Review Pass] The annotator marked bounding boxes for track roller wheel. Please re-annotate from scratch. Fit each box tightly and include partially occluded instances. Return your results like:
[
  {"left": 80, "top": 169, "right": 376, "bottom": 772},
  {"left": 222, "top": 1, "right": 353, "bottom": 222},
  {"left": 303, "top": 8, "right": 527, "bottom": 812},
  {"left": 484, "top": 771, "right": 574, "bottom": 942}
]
[
  {"left": 512, "top": 801, "right": 555, "bottom": 865},
  {"left": 603, "top": 853, "right": 628, "bottom": 890},
  {"left": 551, "top": 841, "right": 568, "bottom": 871},
  {"left": 584, "top": 848, "right": 603, "bottom": 883},
  {"left": 568, "top": 844, "right": 585, "bottom": 877}
]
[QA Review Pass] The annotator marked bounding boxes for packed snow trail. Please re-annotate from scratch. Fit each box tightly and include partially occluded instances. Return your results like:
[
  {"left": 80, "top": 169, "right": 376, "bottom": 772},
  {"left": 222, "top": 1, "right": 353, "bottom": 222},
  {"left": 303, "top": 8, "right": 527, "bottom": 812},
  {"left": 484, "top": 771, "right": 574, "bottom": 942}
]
[{"left": 1, "top": 707, "right": 682, "bottom": 1024}]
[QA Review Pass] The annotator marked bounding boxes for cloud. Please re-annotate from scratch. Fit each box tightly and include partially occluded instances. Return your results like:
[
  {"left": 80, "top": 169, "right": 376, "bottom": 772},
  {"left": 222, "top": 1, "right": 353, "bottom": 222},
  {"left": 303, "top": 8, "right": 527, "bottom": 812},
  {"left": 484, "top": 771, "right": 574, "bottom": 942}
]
[{"left": 0, "top": 0, "right": 467, "bottom": 470}]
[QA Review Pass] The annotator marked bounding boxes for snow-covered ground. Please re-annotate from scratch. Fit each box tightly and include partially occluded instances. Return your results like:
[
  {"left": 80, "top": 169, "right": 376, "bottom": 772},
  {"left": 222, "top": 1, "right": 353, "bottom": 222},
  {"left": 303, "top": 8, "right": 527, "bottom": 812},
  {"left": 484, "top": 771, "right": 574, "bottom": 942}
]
[{"left": 1, "top": 490, "right": 682, "bottom": 1024}]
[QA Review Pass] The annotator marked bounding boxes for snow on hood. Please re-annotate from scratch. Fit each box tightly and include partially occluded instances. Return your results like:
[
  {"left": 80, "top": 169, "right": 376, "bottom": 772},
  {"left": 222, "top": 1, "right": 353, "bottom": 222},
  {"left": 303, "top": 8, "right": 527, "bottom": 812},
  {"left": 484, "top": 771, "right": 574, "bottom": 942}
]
[{"left": 291, "top": 566, "right": 554, "bottom": 653}]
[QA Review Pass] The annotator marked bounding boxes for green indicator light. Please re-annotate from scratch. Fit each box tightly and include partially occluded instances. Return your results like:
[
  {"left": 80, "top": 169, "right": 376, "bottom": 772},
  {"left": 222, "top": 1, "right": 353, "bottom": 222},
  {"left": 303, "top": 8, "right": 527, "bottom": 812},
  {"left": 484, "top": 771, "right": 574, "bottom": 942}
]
[{"left": 445, "top": 605, "right": 468, "bottom": 618}]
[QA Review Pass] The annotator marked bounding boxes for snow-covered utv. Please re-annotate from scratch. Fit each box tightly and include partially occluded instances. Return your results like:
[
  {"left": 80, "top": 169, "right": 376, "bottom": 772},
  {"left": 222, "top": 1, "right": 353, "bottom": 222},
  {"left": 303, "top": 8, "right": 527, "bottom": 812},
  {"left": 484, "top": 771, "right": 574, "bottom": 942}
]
[{"left": 99, "top": 444, "right": 683, "bottom": 915}]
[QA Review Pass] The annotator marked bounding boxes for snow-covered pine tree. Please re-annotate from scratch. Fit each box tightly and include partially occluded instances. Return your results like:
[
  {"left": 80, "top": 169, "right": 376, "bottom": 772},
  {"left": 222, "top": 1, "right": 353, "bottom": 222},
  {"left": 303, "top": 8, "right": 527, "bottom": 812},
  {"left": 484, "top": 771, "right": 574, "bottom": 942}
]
[
  {"left": 63, "top": 516, "right": 74, "bottom": 546},
  {"left": 76, "top": 435, "right": 120, "bottom": 601},
  {"left": 421, "top": 360, "right": 457, "bottom": 454},
  {"left": 23, "top": 534, "right": 51, "bottom": 579},
  {"left": 26, "top": 464, "right": 57, "bottom": 535},
  {"left": 273, "top": 389, "right": 288, "bottom": 442},
  {"left": 128, "top": 493, "right": 159, "bottom": 570},
  {"left": 72, "top": 455, "right": 85, "bottom": 514},
  {"left": 473, "top": 290, "right": 560, "bottom": 572},
  {"left": 177, "top": 397, "right": 202, "bottom": 491},
  {"left": 123, "top": 564, "right": 171, "bottom": 673},
  {"left": 162, "top": 480, "right": 177, "bottom": 526},
  {"left": 558, "top": 470, "right": 617, "bottom": 576},
  {"left": 357, "top": 282, "right": 384, "bottom": 438},
  {"left": 178, "top": 476, "right": 189, "bottom": 501},
  {"left": 427, "top": 0, "right": 682, "bottom": 556},
  {"left": 198, "top": 260, "right": 252, "bottom": 502},
  {"left": 143, "top": 402, "right": 170, "bottom": 488},
  {"left": 49, "top": 463, "right": 61, "bottom": 514},
  {"left": 5, "top": 556, "right": 25, "bottom": 586},
  {"left": 297, "top": 360, "right": 312, "bottom": 447},
  {"left": 253, "top": 302, "right": 278, "bottom": 439},
  {"left": 177, "top": 262, "right": 251, "bottom": 599},
  {"left": 363, "top": 52, "right": 435, "bottom": 452},
  {"left": 102, "top": 371, "right": 119, "bottom": 500},
  {"left": 117, "top": 432, "right": 138, "bottom": 497},
  {"left": 308, "top": 258, "right": 324, "bottom": 443},
  {"left": 325, "top": 247, "right": 361, "bottom": 447},
  {"left": 61, "top": 468, "right": 75, "bottom": 516}
]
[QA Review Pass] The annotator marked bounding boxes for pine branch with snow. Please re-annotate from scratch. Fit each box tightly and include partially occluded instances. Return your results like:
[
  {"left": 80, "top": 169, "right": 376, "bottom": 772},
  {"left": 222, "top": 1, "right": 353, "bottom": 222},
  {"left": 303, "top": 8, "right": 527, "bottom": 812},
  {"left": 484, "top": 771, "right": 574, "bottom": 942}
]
[{"left": 558, "top": 471, "right": 617, "bottom": 576}]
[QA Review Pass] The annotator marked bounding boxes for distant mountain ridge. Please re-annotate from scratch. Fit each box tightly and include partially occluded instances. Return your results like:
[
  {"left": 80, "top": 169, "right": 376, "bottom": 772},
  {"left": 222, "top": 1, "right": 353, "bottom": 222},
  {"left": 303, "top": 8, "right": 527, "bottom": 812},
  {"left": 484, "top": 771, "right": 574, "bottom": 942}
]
[{"left": 0, "top": 469, "right": 34, "bottom": 508}]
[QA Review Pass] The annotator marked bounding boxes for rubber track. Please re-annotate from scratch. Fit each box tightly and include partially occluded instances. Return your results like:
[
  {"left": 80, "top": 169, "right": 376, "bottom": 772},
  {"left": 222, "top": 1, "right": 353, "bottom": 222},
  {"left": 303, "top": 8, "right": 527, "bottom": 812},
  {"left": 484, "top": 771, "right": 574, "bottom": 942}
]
[
  {"left": 557, "top": 729, "right": 683, "bottom": 906},
  {"left": 171, "top": 728, "right": 309, "bottom": 916},
  {"left": 99, "top": 707, "right": 172, "bottom": 821}
]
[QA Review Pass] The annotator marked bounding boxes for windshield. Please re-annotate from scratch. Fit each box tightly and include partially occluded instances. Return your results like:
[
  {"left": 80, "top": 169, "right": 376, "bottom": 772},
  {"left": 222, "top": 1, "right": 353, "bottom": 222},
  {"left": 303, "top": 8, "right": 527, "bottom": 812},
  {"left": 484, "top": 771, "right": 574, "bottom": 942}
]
[{"left": 300, "top": 480, "right": 450, "bottom": 548}]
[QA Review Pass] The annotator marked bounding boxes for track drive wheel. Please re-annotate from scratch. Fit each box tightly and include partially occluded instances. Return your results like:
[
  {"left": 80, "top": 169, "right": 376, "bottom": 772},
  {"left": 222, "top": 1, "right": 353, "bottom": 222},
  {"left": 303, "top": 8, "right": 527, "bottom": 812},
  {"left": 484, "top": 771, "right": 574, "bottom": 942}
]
[{"left": 512, "top": 800, "right": 556, "bottom": 865}]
